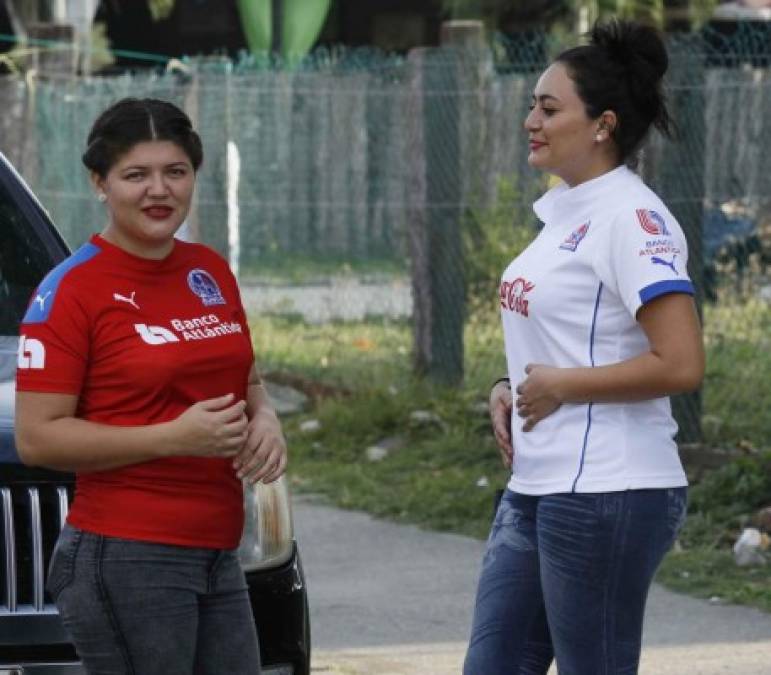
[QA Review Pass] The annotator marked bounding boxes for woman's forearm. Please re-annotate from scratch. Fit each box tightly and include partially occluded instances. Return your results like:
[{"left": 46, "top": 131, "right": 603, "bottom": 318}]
[
  {"left": 15, "top": 414, "right": 176, "bottom": 472},
  {"left": 516, "top": 295, "right": 705, "bottom": 432},
  {"left": 515, "top": 348, "right": 704, "bottom": 432},
  {"left": 235, "top": 367, "right": 287, "bottom": 484},
  {"left": 554, "top": 350, "right": 703, "bottom": 404},
  {"left": 16, "top": 391, "right": 248, "bottom": 473},
  {"left": 245, "top": 366, "right": 279, "bottom": 423},
  {"left": 536, "top": 294, "right": 705, "bottom": 406}
]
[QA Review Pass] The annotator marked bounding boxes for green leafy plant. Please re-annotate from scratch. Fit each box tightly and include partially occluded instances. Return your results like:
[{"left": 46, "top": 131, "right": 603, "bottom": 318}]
[
  {"left": 702, "top": 300, "right": 771, "bottom": 450},
  {"left": 462, "top": 174, "right": 542, "bottom": 314},
  {"left": 247, "top": 281, "right": 770, "bottom": 612},
  {"left": 657, "top": 452, "right": 771, "bottom": 612},
  {"left": 687, "top": 453, "right": 771, "bottom": 526}
]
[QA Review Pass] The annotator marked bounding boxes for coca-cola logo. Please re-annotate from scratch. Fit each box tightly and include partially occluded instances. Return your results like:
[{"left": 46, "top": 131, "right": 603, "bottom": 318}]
[{"left": 499, "top": 277, "right": 535, "bottom": 317}]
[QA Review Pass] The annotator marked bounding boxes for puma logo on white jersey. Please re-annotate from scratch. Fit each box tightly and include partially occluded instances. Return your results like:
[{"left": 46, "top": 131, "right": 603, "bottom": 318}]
[
  {"left": 651, "top": 254, "right": 678, "bottom": 275},
  {"left": 134, "top": 324, "right": 179, "bottom": 345},
  {"left": 34, "top": 291, "right": 51, "bottom": 311},
  {"left": 114, "top": 291, "right": 140, "bottom": 309},
  {"left": 18, "top": 335, "right": 45, "bottom": 369}
]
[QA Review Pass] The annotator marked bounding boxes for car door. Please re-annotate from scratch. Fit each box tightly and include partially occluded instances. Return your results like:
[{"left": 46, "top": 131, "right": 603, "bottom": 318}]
[
  {"left": 0, "top": 153, "right": 82, "bottom": 667},
  {"left": 0, "top": 153, "right": 69, "bottom": 463}
]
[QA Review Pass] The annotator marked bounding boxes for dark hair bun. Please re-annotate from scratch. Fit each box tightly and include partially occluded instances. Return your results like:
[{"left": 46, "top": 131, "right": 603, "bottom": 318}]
[
  {"left": 553, "top": 18, "right": 673, "bottom": 162},
  {"left": 591, "top": 19, "right": 668, "bottom": 85}
]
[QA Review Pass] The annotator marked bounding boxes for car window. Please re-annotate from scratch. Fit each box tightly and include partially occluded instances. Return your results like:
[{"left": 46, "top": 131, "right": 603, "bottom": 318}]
[{"left": 0, "top": 179, "right": 54, "bottom": 336}]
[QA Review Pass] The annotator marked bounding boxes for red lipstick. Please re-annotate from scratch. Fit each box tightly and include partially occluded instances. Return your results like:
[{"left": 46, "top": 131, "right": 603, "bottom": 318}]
[{"left": 143, "top": 206, "right": 173, "bottom": 219}]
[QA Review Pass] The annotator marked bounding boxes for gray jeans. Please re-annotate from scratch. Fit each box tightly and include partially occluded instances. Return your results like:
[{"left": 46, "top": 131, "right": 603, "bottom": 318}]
[{"left": 47, "top": 523, "right": 261, "bottom": 675}]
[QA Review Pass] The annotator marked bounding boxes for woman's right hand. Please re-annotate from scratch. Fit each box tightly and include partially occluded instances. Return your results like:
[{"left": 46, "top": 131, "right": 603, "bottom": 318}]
[
  {"left": 171, "top": 394, "right": 249, "bottom": 458},
  {"left": 490, "top": 382, "right": 514, "bottom": 469}
]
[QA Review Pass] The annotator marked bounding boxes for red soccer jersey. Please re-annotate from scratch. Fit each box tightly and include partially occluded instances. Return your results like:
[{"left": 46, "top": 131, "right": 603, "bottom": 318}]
[{"left": 17, "top": 234, "right": 254, "bottom": 548}]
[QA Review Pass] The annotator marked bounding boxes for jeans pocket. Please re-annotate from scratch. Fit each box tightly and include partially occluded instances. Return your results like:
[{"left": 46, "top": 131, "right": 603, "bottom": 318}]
[{"left": 46, "top": 524, "right": 83, "bottom": 599}]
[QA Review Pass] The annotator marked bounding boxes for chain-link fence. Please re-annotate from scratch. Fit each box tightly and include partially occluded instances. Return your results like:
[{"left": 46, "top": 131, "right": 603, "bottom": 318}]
[{"left": 1, "top": 23, "right": 769, "bottom": 451}]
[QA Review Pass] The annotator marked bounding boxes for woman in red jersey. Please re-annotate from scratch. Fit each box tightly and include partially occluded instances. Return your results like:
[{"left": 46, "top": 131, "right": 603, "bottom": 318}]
[{"left": 15, "top": 98, "right": 284, "bottom": 674}]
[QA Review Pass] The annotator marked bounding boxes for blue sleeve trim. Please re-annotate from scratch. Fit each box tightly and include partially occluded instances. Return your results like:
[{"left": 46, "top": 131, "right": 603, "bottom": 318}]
[
  {"left": 639, "top": 279, "right": 694, "bottom": 306},
  {"left": 22, "top": 242, "right": 102, "bottom": 324}
]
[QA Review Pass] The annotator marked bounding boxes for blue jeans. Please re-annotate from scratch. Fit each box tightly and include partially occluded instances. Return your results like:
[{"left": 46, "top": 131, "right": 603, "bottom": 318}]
[
  {"left": 47, "top": 524, "right": 261, "bottom": 675},
  {"left": 464, "top": 488, "right": 687, "bottom": 675}
]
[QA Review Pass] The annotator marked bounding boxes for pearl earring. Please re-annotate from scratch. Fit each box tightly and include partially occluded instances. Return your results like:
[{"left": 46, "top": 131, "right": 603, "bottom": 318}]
[
  {"left": 97, "top": 193, "right": 107, "bottom": 202},
  {"left": 595, "top": 133, "right": 603, "bottom": 142}
]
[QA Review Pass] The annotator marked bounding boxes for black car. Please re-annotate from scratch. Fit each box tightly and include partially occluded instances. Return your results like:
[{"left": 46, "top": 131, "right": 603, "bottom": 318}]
[{"left": 0, "top": 151, "right": 310, "bottom": 674}]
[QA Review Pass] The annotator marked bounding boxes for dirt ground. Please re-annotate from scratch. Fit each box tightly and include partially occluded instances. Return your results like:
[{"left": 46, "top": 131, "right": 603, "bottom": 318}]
[{"left": 312, "top": 640, "right": 771, "bottom": 675}]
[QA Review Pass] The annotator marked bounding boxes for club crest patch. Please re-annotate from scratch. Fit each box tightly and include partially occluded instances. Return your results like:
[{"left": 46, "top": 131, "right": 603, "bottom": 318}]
[
  {"left": 636, "top": 209, "right": 671, "bottom": 236},
  {"left": 187, "top": 269, "right": 226, "bottom": 306},
  {"left": 559, "top": 222, "right": 590, "bottom": 252}
]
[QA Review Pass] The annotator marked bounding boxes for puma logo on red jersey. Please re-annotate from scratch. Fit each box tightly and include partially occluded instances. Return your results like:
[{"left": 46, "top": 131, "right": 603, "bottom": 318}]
[
  {"left": 114, "top": 291, "right": 140, "bottom": 309},
  {"left": 500, "top": 278, "right": 535, "bottom": 317},
  {"left": 34, "top": 291, "right": 51, "bottom": 311}
]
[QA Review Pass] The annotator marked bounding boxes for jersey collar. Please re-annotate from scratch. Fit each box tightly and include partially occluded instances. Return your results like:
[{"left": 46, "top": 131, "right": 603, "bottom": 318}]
[{"left": 533, "top": 165, "right": 633, "bottom": 227}]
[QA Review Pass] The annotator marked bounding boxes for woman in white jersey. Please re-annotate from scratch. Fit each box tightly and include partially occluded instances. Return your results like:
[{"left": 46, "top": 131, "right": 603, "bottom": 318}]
[{"left": 464, "top": 20, "right": 704, "bottom": 675}]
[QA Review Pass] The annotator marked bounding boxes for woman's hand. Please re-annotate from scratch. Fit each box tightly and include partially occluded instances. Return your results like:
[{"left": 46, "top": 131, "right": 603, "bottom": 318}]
[
  {"left": 515, "top": 364, "right": 563, "bottom": 432},
  {"left": 172, "top": 393, "right": 249, "bottom": 457},
  {"left": 490, "top": 381, "right": 514, "bottom": 468},
  {"left": 233, "top": 409, "right": 288, "bottom": 484}
]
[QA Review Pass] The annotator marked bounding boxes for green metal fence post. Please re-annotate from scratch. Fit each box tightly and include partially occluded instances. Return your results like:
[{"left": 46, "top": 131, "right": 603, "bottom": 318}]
[
  {"left": 408, "top": 27, "right": 473, "bottom": 385},
  {"left": 655, "top": 34, "right": 706, "bottom": 444}
]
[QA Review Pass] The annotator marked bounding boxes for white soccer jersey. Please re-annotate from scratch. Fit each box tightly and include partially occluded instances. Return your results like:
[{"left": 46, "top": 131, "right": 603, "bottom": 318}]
[{"left": 501, "top": 165, "right": 693, "bottom": 494}]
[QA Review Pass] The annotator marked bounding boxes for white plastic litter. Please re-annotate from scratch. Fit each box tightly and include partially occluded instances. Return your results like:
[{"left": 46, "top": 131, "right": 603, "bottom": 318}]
[{"left": 733, "top": 527, "right": 767, "bottom": 567}]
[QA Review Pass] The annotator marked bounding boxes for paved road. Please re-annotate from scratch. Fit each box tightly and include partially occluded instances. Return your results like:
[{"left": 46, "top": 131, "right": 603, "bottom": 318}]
[
  {"left": 241, "top": 278, "right": 411, "bottom": 324},
  {"left": 293, "top": 495, "right": 771, "bottom": 675}
]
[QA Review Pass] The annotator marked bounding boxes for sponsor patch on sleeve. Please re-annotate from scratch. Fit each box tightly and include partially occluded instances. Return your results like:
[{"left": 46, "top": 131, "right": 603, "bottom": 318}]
[{"left": 636, "top": 209, "right": 671, "bottom": 236}]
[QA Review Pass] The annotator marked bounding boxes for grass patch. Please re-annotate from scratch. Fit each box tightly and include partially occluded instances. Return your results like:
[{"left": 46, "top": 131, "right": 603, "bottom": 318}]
[
  {"left": 702, "top": 299, "right": 771, "bottom": 450},
  {"left": 251, "top": 306, "right": 507, "bottom": 392},
  {"left": 655, "top": 451, "right": 771, "bottom": 613},
  {"left": 285, "top": 384, "right": 510, "bottom": 539},
  {"left": 240, "top": 254, "right": 406, "bottom": 285},
  {"left": 250, "top": 302, "right": 771, "bottom": 612},
  {"left": 252, "top": 310, "right": 509, "bottom": 539},
  {"left": 252, "top": 314, "right": 414, "bottom": 389},
  {"left": 656, "top": 549, "right": 771, "bottom": 612}
]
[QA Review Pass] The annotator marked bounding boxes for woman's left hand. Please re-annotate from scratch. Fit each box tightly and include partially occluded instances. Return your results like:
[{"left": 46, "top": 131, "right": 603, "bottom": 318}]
[
  {"left": 233, "top": 410, "right": 288, "bottom": 484},
  {"left": 515, "top": 364, "right": 563, "bottom": 432}
]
